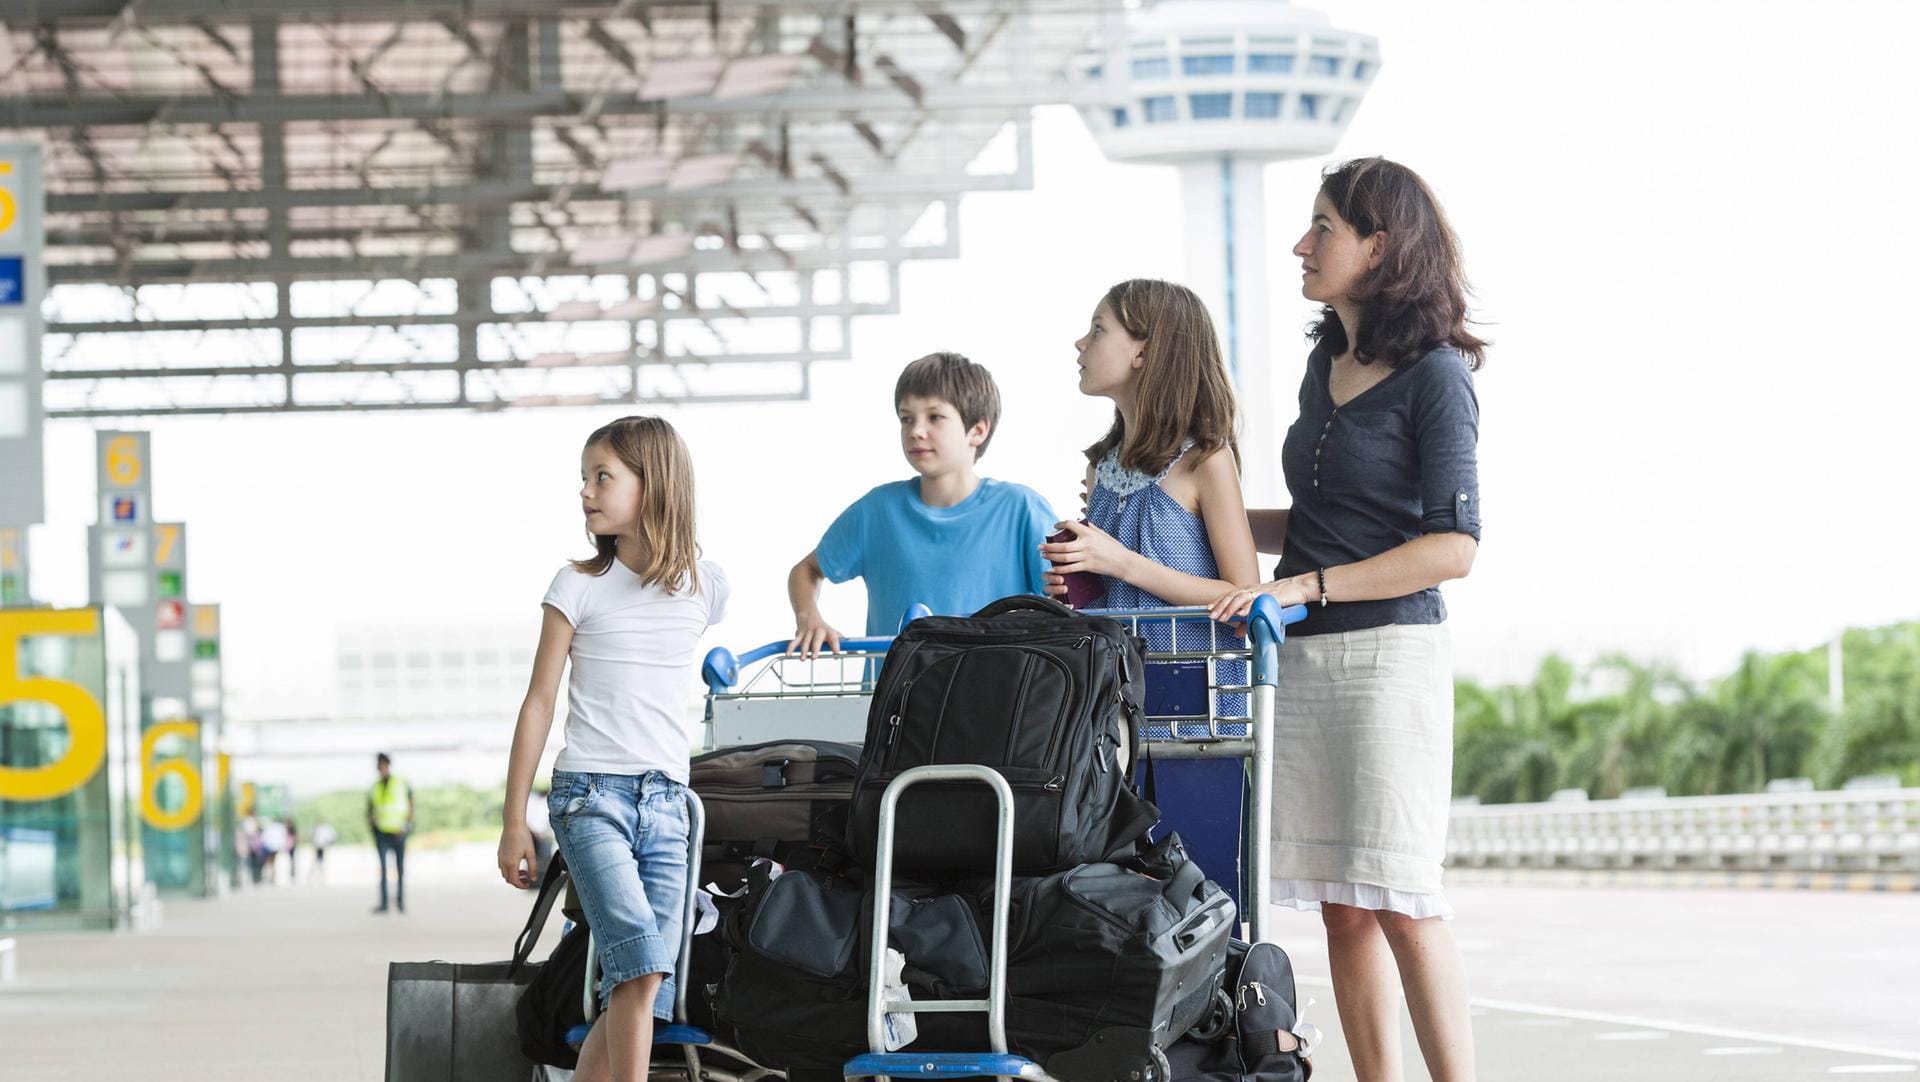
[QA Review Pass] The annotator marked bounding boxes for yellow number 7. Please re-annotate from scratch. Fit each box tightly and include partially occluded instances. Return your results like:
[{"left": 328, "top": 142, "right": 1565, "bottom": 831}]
[
  {"left": 0, "top": 610, "right": 108, "bottom": 801},
  {"left": 153, "top": 524, "right": 180, "bottom": 566}
]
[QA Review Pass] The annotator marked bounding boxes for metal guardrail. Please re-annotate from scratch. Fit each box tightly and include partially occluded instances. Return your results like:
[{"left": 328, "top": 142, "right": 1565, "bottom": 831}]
[{"left": 1446, "top": 788, "right": 1920, "bottom": 872}]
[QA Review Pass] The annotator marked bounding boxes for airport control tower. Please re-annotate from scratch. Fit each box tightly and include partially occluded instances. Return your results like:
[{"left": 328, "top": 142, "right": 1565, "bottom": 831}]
[{"left": 1077, "top": 0, "right": 1380, "bottom": 504}]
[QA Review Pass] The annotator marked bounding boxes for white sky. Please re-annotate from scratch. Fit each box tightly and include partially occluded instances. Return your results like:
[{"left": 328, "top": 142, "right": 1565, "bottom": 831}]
[{"left": 24, "top": 0, "right": 1920, "bottom": 722}]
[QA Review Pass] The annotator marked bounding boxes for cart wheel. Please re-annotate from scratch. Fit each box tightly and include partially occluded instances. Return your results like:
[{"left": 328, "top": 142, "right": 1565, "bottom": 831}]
[
  {"left": 1149, "top": 1044, "right": 1172, "bottom": 1082},
  {"left": 1185, "top": 985, "right": 1234, "bottom": 1043}
]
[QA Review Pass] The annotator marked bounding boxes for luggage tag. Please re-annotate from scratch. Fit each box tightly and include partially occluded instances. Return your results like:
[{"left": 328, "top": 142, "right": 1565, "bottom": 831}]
[{"left": 881, "top": 947, "right": 919, "bottom": 1051}]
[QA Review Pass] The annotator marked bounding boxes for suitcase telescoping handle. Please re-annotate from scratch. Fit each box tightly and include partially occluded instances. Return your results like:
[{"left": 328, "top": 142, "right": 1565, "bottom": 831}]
[
  {"left": 970, "top": 594, "right": 1078, "bottom": 620},
  {"left": 865, "top": 764, "right": 1018, "bottom": 1058}
]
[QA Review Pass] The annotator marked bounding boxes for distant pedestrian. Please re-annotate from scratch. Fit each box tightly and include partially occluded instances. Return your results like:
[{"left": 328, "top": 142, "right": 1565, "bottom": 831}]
[
  {"left": 310, "top": 821, "right": 337, "bottom": 883},
  {"left": 283, "top": 817, "right": 300, "bottom": 883},
  {"left": 260, "top": 817, "right": 288, "bottom": 885},
  {"left": 241, "top": 816, "right": 264, "bottom": 884},
  {"left": 367, "top": 752, "right": 414, "bottom": 913}
]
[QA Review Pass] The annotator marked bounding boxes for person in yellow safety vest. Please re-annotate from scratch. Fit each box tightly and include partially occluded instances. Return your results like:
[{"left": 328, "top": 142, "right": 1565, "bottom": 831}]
[{"left": 367, "top": 752, "right": 415, "bottom": 914}]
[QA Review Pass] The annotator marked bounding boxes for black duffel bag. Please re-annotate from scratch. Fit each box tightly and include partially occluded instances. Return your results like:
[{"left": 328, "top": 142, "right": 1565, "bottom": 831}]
[
  {"left": 691, "top": 738, "right": 859, "bottom": 889},
  {"left": 849, "top": 594, "right": 1157, "bottom": 876},
  {"left": 710, "top": 865, "right": 992, "bottom": 1072},
  {"left": 711, "top": 834, "right": 1233, "bottom": 1082}
]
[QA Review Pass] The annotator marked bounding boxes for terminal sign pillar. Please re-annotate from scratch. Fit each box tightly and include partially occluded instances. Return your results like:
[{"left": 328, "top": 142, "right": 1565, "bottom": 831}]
[
  {"left": 88, "top": 432, "right": 215, "bottom": 896},
  {"left": 0, "top": 143, "right": 45, "bottom": 602}
]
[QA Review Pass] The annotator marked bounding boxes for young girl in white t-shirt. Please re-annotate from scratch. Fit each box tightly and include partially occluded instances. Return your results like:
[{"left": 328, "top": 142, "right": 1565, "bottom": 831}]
[{"left": 498, "top": 415, "right": 728, "bottom": 1082}]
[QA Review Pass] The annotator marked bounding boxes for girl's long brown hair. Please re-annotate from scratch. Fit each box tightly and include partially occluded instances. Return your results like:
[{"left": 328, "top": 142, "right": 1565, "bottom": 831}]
[
  {"left": 571, "top": 415, "right": 701, "bottom": 594},
  {"left": 1309, "top": 157, "right": 1487, "bottom": 370},
  {"left": 1083, "top": 279, "right": 1240, "bottom": 477}
]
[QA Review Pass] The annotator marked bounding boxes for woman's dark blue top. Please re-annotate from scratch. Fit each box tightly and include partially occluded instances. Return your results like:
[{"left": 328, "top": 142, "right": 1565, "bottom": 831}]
[{"left": 1277, "top": 342, "right": 1482, "bottom": 636}]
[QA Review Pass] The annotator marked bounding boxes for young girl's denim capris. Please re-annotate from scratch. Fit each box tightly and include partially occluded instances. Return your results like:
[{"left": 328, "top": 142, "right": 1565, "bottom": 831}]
[{"left": 548, "top": 768, "right": 689, "bottom": 1018}]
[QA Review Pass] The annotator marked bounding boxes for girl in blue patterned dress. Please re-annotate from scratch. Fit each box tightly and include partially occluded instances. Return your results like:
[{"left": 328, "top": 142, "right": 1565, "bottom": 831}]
[{"left": 1040, "top": 279, "right": 1259, "bottom": 729}]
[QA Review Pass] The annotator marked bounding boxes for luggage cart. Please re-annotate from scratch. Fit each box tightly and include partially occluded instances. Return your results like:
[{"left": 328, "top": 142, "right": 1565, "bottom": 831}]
[
  {"left": 841, "top": 596, "right": 1306, "bottom": 1081},
  {"left": 565, "top": 789, "right": 781, "bottom": 1082},
  {"left": 700, "top": 606, "right": 930, "bottom": 747},
  {"left": 1094, "top": 597, "right": 1309, "bottom": 944}
]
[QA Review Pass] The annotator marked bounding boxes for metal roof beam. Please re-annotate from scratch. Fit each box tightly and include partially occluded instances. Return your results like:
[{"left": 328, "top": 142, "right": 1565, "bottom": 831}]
[
  {"left": 5, "top": 80, "right": 1101, "bottom": 128},
  {"left": 28, "top": 1, "right": 1116, "bottom": 24},
  {"left": 46, "top": 169, "right": 1021, "bottom": 212},
  {"left": 48, "top": 238, "right": 957, "bottom": 284},
  {"left": 45, "top": 301, "right": 894, "bottom": 335},
  {"left": 43, "top": 387, "right": 813, "bottom": 420}
]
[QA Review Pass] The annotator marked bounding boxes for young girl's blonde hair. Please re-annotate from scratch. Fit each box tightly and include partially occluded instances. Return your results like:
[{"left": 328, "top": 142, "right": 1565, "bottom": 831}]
[
  {"left": 1083, "top": 278, "right": 1240, "bottom": 476},
  {"left": 571, "top": 415, "right": 701, "bottom": 594}
]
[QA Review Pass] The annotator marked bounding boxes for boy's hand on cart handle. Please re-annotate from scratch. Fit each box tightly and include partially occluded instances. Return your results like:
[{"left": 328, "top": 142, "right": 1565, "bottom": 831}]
[
  {"left": 787, "top": 617, "right": 845, "bottom": 660},
  {"left": 497, "top": 824, "right": 538, "bottom": 889},
  {"left": 1040, "top": 519, "right": 1132, "bottom": 578}
]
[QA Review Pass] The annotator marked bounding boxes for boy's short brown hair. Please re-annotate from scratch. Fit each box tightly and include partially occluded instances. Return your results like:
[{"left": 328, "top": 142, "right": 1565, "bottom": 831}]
[{"left": 893, "top": 351, "right": 1002, "bottom": 461}]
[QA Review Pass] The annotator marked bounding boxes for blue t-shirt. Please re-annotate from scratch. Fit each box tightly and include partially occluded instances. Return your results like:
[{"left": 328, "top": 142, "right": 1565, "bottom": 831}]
[{"left": 816, "top": 478, "right": 1057, "bottom": 635}]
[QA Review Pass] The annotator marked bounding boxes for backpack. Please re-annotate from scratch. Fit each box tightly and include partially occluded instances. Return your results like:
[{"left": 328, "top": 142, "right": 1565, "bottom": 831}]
[
  {"left": 513, "top": 854, "right": 591, "bottom": 1069},
  {"left": 848, "top": 594, "right": 1157, "bottom": 875},
  {"left": 1166, "top": 940, "right": 1314, "bottom": 1082}
]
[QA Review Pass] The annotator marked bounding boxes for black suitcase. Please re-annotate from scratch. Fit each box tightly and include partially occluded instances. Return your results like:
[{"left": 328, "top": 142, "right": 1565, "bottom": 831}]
[
  {"left": 849, "top": 594, "right": 1156, "bottom": 876},
  {"left": 1001, "top": 832, "right": 1236, "bottom": 1076}
]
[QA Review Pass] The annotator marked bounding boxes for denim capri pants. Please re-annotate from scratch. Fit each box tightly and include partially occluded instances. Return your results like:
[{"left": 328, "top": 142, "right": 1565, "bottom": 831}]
[{"left": 548, "top": 769, "right": 690, "bottom": 1019}]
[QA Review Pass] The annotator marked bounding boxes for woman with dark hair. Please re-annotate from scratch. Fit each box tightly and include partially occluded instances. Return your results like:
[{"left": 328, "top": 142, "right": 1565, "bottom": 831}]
[{"left": 1211, "top": 157, "right": 1484, "bottom": 1082}]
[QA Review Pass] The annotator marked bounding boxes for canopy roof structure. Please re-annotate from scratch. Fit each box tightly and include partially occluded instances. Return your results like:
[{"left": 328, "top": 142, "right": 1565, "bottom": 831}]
[{"left": 0, "top": 0, "right": 1124, "bottom": 416}]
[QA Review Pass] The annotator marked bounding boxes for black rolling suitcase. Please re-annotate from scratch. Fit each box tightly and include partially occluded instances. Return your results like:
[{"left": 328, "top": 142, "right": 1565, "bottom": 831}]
[
  {"left": 1001, "top": 832, "right": 1237, "bottom": 1078},
  {"left": 848, "top": 594, "right": 1157, "bottom": 876}
]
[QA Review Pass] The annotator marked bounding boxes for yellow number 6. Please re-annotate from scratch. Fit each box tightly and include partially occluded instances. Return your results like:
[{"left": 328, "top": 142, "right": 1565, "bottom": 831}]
[
  {"left": 0, "top": 161, "right": 16, "bottom": 234},
  {"left": 142, "top": 721, "right": 203, "bottom": 830},
  {"left": 105, "top": 435, "right": 143, "bottom": 487},
  {"left": 0, "top": 610, "right": 108, "bottom": 801}
]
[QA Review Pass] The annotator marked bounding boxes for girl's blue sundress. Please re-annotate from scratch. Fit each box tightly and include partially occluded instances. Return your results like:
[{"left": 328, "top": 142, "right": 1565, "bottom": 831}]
[{"left": 1084, "top": 441, "right": 1248, "bottom": 734}]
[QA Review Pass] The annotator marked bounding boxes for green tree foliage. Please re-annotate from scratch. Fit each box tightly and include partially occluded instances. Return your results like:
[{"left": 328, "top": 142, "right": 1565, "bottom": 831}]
[
  {"left": 1454, "top": 620, "right": 1919, "bottom": 803},
  {"left": 292, "top": 783, "right": 504, "bottom": 846}
]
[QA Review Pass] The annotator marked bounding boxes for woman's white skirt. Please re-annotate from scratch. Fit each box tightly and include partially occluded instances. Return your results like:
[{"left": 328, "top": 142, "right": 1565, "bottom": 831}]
[{"left": 1268, "top": 623, "right": 1455, "bottom": 919}]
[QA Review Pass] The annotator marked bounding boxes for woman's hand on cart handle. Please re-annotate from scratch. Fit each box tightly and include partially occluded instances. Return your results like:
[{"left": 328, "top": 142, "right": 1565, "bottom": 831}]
[
  {"left": 1208, "top": 575, "right": 1314, "bottom": 624},
  {"left": 787, "top": 615, "right": 846, "bottom": 660}
]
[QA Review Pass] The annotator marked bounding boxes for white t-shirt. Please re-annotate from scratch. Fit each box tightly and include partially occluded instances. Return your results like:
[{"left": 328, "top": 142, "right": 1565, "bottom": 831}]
[{"left": 543, "top": 558, "right": 729, "bottom": 781}]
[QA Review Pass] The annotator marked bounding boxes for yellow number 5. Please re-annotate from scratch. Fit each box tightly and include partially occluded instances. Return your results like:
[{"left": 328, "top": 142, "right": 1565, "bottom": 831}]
[
  {"left": 0, "top": 610, "right": 108, "bottom": 802},
  {"left": 142, "top": 721, "right": 203, "bottom": 830}
]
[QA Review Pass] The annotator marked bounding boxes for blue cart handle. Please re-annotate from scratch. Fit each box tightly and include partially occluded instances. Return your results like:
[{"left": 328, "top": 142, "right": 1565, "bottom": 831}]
[
  {"left": 701, "top": 604, "right": 929, "bottom": 694},
  {"left": 1243, "top": 594, "right": 1310, "bottom": 688}
]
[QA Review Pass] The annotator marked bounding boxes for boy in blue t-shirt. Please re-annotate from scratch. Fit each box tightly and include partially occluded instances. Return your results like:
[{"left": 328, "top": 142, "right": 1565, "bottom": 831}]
[{"left": 788, "top": 352, "right": 1057, "bottom": 654}]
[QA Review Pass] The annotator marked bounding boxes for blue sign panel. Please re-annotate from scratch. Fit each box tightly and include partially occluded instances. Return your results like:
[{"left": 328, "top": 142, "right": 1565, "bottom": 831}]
[{"left": 0, "top": 257, "right": 22, "bottom": 305}]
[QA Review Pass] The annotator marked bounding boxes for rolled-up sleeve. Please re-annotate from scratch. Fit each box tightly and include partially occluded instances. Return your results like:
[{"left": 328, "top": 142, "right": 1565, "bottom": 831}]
[
  {"left": 814, "top": 496, "right": 868, "bottom": 583},
  {"left": 1411, "top": 350, "right": 1482, "bottom": 540}
]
